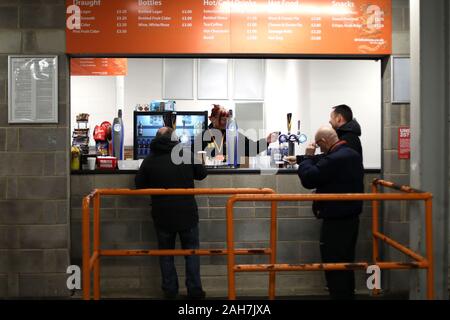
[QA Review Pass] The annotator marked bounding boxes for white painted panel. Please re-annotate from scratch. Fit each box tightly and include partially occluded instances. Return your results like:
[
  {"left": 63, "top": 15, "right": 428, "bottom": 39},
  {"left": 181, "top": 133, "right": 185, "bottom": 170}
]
[
  {"left": 163, "top": 58, "right": 193, "bottom": 100},
  {"left": 233, "top": 59, "right": 264, "bottom": 100},
  {"left": 235, "top": 102, "right": 265, "bottom": 142},
  {"left": 198, "top": 59, "right": 228, "bottom": 100}
]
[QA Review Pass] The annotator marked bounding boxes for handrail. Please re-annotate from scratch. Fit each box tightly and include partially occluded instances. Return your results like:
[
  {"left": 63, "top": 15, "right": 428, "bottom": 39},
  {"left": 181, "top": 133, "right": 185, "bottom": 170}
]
[
  {"left": 372, "top": 178, "right": 427, "bottom": 193},
  {"left": 82, "top": 188, "right": 276, "bottom": 300},
  {"left": 225, "top": 183, "right": 434, "bottom": 300},
  {"left": 372, "top": 179, "right": 433, "bottom": 299},
  {"left": 82, "top": 181, "right": 434, "bottom": 300}
]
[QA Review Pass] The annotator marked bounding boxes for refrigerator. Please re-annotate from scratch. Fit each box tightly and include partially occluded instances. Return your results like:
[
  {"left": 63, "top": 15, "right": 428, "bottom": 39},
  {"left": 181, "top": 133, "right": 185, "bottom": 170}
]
[{"left": 133, "top": 111, "right": 208, "bottom": 160}]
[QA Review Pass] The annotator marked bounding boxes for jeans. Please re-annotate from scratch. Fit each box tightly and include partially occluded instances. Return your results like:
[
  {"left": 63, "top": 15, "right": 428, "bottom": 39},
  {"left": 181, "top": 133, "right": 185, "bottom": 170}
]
[
  {"left": 320, "top": 217, "right": 359, "bottom": 300},
  {"left": 155, "top": 224, "right": 203, "bottom": 295}
]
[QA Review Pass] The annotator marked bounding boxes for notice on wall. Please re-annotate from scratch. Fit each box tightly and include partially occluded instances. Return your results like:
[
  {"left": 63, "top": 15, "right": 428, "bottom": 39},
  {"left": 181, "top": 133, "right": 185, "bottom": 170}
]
[
  {"left": 66, "top": 0, "right": 392, "bottom": 55},
  {"left": 398, "top": 127, "right": 410, "bottom": 159},
  {"left": 8, "top": 56, "right": 58, "bottom": 124},
  {"left": 71, "top": 58, "right": 128, "bottom": 76}
]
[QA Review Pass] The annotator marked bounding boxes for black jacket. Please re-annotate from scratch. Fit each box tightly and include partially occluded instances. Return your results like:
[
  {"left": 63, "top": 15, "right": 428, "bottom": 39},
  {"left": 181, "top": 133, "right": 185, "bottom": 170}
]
[
  {"left": 135, "top": 135, "right": 208, "bottom": 232},
  {"left": 297, "top": 142, "right": 364, "bottom": 219},
  {"left": 336, "top": 119, "right": 363, "bottom": 158}
]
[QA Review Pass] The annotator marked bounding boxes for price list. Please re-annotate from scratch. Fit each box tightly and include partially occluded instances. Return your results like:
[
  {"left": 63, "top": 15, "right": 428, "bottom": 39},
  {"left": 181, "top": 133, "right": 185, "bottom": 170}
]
[
  {"left": 116, "top": 8, "right": 128, "bottom": 34},
  {"left": 66, "top": 0, "right": 391, "bottom": 55}
]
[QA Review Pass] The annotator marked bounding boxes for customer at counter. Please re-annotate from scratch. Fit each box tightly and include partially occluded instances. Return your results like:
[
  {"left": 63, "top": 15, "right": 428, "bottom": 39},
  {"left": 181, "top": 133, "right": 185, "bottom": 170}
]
[
  {"left": 200, "top": 104, "right": 278, "bottom": 165},
  {"left": 288, "top": 104, "right": 363, "bottom": 168},
  {"left": 329, "top": 104, "right": 363, "bottom": 158},
  {"left": 286, "top": 126, "right": 364, "bottom": 300},
  {"left": 135, "top": 127, "right": 208, "bottom": 300}
]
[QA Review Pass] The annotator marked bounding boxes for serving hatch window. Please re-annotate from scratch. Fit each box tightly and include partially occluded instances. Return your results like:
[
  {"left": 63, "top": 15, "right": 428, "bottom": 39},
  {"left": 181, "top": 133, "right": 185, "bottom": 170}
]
[{"left": 70, "top": 58, "right": 381, "bottom": 169}]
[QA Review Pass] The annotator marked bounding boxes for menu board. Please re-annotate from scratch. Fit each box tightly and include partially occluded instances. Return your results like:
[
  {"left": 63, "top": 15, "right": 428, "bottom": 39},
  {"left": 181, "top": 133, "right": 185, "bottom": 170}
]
[
  {"left": 66, "top": 0, "right": 391, "bottom": 55},
  {"left": 71, "top": 58, "right": 128, "bottom": 75}
]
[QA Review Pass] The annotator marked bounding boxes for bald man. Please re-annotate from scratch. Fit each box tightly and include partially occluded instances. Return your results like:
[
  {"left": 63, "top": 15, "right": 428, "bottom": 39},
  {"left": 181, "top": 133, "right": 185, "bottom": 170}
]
[{"left": 287, "top": 126, "right": 364, "bottom": 300}]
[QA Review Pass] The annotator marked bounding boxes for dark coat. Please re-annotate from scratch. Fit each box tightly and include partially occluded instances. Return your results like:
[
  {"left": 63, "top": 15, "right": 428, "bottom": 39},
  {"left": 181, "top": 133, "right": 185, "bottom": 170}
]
[
  {"left": 297, "top": 142, "right": 364, "bottom": 219},
  {"left": 336, "top": 119, "right": 363, "bottom": 158},
  {"left": 135, "top": 135, "right": 207, "bottom": 232}
]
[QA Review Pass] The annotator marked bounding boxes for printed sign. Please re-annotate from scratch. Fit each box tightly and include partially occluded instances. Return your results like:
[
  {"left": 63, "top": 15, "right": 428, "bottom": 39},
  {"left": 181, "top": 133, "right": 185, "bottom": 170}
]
[
  {"left": 66, "top": 0, "right": 392, "bottom": 55},
  {"left": 71, "top": 58, "right": 128, "bottom": 76},
  {"left": 398, "top": 126, "right": 410, "bottom": 159}
]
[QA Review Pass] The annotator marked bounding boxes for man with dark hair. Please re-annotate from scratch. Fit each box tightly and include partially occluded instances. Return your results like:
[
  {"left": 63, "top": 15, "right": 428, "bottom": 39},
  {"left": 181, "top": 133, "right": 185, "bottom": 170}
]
[
  {"left": 135, "top": 127, "right": 208, "bottom": 300},
  {"left": 286, "top": 126, "right": 364, "bottom": 300},
  {"left": 329, "top": 104, "right": 363, "bottom": 157}
]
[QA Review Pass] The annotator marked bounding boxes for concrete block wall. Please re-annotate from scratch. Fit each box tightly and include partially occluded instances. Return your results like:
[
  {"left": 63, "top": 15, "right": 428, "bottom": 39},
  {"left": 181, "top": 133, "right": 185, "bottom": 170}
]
[
  {"left": 0, "top": 0, "right": 70, "bottom": 298},
  {"left": 380, "top": 0, "right": 411, "bottom": 294},
  {"left": 71, "top": 173, "right": 377, "bottom": 298}
]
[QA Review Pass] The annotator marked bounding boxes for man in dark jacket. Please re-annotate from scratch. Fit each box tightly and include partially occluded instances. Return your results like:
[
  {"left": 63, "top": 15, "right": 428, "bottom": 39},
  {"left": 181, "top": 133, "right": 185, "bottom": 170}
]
[
  {"left": 288, "top": 126, "right": 364, "bottom": 300},
  {"left": 329, "top": 104, "right": 363, "bottom": 158},
  {"left": 135, "top": 127, "right": 208, "bottom": 299}
]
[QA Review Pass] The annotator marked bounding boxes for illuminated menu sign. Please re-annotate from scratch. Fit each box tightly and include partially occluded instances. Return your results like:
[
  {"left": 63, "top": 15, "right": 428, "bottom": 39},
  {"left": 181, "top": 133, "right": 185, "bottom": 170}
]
[{"left": 66, "top": 0, "right": 391, "bottom": 55}]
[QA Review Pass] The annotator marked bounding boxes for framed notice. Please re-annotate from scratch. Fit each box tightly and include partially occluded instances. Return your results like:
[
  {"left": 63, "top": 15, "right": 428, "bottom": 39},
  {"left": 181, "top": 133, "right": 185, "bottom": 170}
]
[{"left": 8, "top": 55, "right": 58, "bottom": 123}]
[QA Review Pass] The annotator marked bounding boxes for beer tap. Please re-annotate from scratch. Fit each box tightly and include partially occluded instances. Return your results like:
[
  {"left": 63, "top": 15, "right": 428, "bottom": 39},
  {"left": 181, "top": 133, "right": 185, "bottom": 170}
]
[{"left": 278, "top": 114, "right": 308, "bottom": 157}]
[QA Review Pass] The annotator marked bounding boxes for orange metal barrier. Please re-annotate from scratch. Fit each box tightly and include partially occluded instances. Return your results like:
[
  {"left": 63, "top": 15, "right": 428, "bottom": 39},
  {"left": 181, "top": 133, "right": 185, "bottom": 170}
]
[
  {"left": 82, "top": 188, "right": 276, "bottom": 300},
  {"left": 225, "top": 179, "right": 434, "bottom": 300}
]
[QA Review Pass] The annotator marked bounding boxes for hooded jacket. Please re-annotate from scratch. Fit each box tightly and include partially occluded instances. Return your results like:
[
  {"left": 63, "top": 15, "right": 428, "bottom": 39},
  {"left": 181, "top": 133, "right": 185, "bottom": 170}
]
[
  {"left": 298, "top": 141, "right": 364, "bottom": 219},
  {"left": 336, "top": 119, "right": 363, "bottom": 158},
  {"left": 135, "top": 135, "right": 207, "bottom": 232}
]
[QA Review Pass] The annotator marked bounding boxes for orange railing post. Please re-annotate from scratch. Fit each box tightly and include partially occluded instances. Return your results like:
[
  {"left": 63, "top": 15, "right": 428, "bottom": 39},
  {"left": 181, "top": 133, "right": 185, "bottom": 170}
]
[
  {"left": 268, "top": 200, "right": 277, "bottom": 300},
  {"left": 82, "top": 195, "right": 91, "bottom": 300},
  {"left": 371, "top": 182, "right": 381, "bottom": 296},
  {"left": 371, "top": 183, "right": 380, "bottom": 263},
  {"left": 226, "top": 196, "right": 237, "bottom": 300}
]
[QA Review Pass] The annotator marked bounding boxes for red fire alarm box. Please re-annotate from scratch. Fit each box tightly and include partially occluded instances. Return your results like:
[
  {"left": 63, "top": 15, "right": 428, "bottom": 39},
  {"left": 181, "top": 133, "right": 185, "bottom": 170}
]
[{"left": 398, "top": 127, "right": 410, "bottom": 159}]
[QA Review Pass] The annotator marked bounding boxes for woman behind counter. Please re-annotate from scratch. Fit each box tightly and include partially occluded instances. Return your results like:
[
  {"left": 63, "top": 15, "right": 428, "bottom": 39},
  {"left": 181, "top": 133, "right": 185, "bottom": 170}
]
[{"left": 198, "top": 104, "right": 278, "bottom": 166}]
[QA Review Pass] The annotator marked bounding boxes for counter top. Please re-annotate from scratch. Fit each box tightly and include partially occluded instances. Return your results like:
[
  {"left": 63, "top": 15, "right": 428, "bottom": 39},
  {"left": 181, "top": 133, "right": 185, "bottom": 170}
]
[
  {"left": 71, "top": 168, "right": 380, "bottom": 175},
  {"left": 71, "top": 168, "right": 296, "bottom": 175}
]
